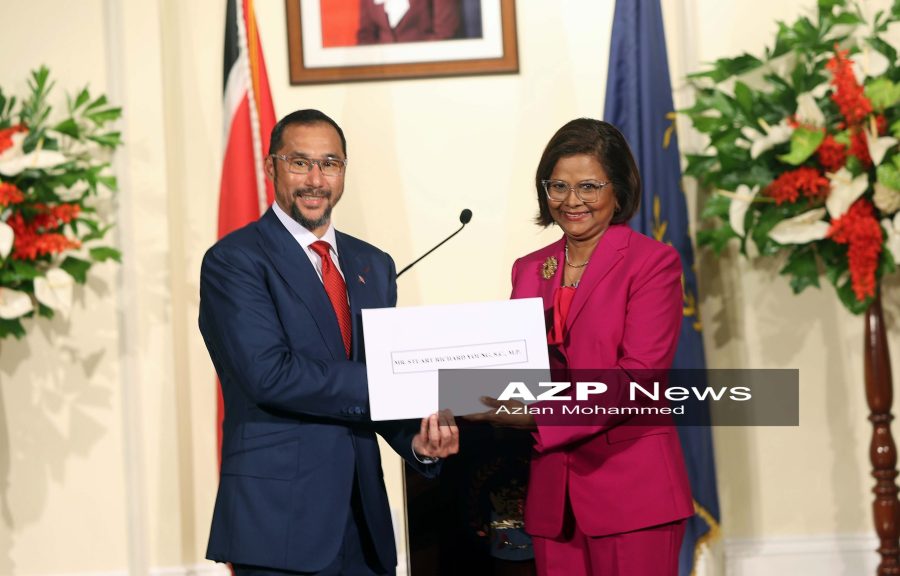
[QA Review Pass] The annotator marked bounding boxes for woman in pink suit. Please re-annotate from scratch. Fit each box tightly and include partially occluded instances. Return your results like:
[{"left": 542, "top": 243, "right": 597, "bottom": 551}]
[{"left": 473, "top": 119, "right": 694, "bottom": 576}]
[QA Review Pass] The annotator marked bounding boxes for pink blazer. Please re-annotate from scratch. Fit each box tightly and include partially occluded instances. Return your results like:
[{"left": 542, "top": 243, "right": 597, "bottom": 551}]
[{"left": 511, "top": 224, "right": 694, "bottom": 538}]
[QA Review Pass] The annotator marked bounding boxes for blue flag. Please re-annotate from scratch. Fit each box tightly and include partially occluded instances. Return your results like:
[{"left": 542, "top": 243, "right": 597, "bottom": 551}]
[{"left": 603, "top": 1, "right": 721, "bottom": 574}]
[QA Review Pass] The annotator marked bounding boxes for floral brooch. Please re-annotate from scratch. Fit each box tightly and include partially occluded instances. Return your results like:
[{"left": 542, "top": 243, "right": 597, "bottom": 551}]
[{"left": 541, "top": 256, "right": 558, "bottom": 279}]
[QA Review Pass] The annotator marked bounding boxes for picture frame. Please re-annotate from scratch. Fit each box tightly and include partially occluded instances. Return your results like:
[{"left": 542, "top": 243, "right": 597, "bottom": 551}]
[{"left": 285, "top": 0, "right": 519, "bottom": 84}]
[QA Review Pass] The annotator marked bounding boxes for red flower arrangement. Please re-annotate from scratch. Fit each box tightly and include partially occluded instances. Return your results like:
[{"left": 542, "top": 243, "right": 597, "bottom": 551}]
[
  {"left": 828, "top": 47, "right": 873, "bottom": 124},
  {"left": 765, "top": 167, "right": 830, "bottom": 205},
  {"left": 817, "top": 134, "right": 848, "bottom": 172},
  {"left": 683, "top": 0, "right": 900, "bottom": 314},
  {"left": 0, "top": 67, "right": 122, "bottom": 338},
  {"left": 828, "top": 199, "right": 883, "bottom": 301}
]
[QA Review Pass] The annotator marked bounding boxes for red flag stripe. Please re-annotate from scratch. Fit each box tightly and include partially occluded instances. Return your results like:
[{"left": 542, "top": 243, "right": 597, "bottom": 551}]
[
  {"left": 218, "top": 0, "right": 277, "bottom": 458},
  {"left": 218, "top": 96, "right": 262, "bottom": 235}
]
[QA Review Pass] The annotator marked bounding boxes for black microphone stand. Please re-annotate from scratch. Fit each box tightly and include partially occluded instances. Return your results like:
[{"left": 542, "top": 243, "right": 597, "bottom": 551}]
[{"left": 396, "top": 209, "right": 472, "bottom": 278}]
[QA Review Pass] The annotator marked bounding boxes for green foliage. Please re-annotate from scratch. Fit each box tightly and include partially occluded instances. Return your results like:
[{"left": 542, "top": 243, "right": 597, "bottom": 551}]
[
  {"left": 780, "top": 245, "right": 821, "bottom": 293},
  {"left": 89, "top": 247, "right": 121, "bottom": 263},
  {"left": 866, "top": 78, "right": 900, "bottom": 110},
  {"left": 700, "top": 194, "right": 731, "bottom": 220},
  {"left": 59, "top": 257, "right": 92, "bottom": 284},
  {"left": 877, "top": 158, "right": 900, "bottom": 190},
  {"left": 0, "top": 318, "right": 26, "bottom": 340},
  {"left": 697, "top": 226, "right": 738, "bottom": 254},
  {"left": 778, "top": 127, "right": 826, "bottom": 165}
]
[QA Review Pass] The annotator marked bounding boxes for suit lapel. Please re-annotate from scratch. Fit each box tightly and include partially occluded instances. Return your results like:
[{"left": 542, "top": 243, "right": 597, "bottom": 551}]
[
  {"left": 564, "top": 225, "right": 630, "bottom": 333},
  {"left": 256, "top": 209, "right": 345, "bottom": 360}
]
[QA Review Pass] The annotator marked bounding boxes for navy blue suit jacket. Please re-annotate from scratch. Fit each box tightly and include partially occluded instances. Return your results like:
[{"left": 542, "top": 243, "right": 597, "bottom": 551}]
[{"left": 199, "top": 208, "right": 434, "bottom": 572}]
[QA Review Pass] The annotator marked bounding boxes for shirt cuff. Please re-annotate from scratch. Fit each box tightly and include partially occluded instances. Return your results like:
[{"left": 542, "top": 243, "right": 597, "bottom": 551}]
[{"left": 411, "top": 440, "right": 441, "bottom": 465}]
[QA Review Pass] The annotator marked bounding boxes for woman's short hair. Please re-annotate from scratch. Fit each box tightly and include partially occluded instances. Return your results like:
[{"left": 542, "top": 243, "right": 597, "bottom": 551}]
[{"left": 534, "top": 118, "right": 641, "bottom": 227}]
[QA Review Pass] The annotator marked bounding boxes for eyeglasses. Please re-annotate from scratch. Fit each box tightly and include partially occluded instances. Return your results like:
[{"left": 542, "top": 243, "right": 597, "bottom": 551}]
[
  {"left": 271, "top": 154, "right": 348, "bottom": 177},
  {"left": 542, "top": 179, "right": 611, "bottom": 203}
]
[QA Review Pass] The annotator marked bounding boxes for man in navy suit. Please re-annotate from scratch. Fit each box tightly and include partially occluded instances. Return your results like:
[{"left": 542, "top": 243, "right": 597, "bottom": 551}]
[{"left": 199, "top": 109, "right": 459, "bottom": 575}]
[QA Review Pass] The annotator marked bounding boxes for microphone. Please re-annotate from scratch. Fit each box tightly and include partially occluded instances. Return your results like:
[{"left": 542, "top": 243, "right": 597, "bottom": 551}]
[{"left": 396, "top": 209, "right": 473, "bottom": 278}]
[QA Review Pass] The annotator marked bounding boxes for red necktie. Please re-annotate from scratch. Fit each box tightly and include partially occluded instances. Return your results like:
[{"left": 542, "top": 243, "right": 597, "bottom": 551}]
[{"left": 310, "top": 240, "right": 352, "bottom": 358}]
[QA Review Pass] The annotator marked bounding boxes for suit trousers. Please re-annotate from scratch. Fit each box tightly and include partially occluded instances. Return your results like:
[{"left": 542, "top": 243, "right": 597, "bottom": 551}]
[
  {"left": 532, "top": 518, "right": 685, "bottom": 576},
  {"left": 233, "top": 474, "right": 394, "bottom": 576}
]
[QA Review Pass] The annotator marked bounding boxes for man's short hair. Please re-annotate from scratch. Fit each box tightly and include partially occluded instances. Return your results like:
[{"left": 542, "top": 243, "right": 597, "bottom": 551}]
[{"left": 268, "top": 109, "right": 347, "bottom": 156}]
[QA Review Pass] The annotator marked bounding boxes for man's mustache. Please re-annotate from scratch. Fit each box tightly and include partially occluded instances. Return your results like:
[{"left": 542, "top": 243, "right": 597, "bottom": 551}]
[{"left": 294, "top": 189, "right": 331, "bottom": 199}]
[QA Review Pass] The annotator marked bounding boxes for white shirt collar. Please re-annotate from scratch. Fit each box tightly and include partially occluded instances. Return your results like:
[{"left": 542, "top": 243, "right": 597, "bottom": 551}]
[
  {"left": 272, "top": 202, "right": 339, "bottom": 255},
  {"left": 374, "top": 0, "right": 410, "bottom": 28}
]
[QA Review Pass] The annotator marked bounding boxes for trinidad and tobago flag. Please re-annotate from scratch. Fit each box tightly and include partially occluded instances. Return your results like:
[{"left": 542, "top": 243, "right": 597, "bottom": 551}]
[{"left": 218, "top": 0, "right": 276, "bottom": 456}]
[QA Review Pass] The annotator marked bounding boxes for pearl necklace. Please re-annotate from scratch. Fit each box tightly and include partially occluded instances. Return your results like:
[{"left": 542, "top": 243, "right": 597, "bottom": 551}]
[{"left": 564, "top": 242, "right": 590, "bottom": 268}]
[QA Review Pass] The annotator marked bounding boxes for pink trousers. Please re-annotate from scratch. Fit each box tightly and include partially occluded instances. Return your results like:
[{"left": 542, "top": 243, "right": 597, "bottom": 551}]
[{"left": 531, "top": 519, "right": 686, "bottom": 576}]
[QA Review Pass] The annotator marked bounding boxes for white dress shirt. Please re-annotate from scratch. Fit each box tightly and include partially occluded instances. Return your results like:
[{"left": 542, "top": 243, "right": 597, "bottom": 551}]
[{"left": 272, "top": 202, "right": 346, "bottom": 283}]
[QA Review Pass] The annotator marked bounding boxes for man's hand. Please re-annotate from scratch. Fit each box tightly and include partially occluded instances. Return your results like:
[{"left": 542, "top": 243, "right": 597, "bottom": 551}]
[
  {"left": 462, "top": 396, "right": 537, "bottom": 429},
  {"left": 412, "top": 410, "right": 460, "bottom": 459}
]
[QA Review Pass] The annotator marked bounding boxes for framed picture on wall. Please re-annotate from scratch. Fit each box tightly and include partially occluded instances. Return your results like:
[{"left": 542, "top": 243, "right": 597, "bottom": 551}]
[{"left": 285, "top": 0, "right": 518, "bottom": 84}]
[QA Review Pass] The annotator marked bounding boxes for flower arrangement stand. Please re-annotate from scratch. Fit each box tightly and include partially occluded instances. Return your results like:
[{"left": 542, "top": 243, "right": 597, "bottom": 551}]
[{"left": 866, "top": 292, "right": 900, "bottom": 575}]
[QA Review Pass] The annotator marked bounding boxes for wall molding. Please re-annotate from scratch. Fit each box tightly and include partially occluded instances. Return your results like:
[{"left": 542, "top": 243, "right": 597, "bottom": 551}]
[
  {"left": 40, "top": 559, "right": 405, "bottom": 576},
  {"left": 31, "top": 535, "right": 878, "bottom": 576},
  {"left": 153, "top": 564, "right": 230, "bottom": 576},
  {"left": 40, "top": 563, "right": 229, "bottom": 576},
  {"left": 722, "top": 533, "right": 879, "bottom": 576}
]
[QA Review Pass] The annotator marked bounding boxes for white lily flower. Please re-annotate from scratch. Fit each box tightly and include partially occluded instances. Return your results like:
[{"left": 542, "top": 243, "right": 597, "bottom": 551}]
[
  {"left": 865, "top": 120, "right": 898, "bottom": 167},
  {"left": 874, "top": 182, "right": 900, "bottom": 215},
  {"left": 857, "top": 40, "right": 890, "bottom": 78},
  {"left": 796, "top": 92, "right": 826, "bottom": 127},
  {"left": 742, "top": 119, "right": 793, "bottom": 159},
  {"left": 0, "top": 221, "right": 12, "bottom": 259},
  {"left": 769, "top": 208, "right": 831, "bottom": 244},
  {"left": 33, "top": 268, "right": 73, "bottom": 316},
  {"left": 826, "top": 168, "right": 869, "bottom": 218},
  {"left": 0, "top": 128, "right": 68, "bottom": 176},
  {"left": 0, "top": 149, "right": 67, "bottom": 177},
  {"left": 882, "top": 212, "right": 900, "bottom": 265},
  {"left": 0, "top": 288, "right": 33, "bottom": 319},
  {"left": 728, "top": 185, "right": 759, "bottom": 237}
]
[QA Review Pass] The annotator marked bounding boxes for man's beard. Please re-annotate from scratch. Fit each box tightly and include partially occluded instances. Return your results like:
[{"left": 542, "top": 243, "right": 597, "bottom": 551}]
[{"left": 290, "top": 190, "right": 333, "bottom": 231}]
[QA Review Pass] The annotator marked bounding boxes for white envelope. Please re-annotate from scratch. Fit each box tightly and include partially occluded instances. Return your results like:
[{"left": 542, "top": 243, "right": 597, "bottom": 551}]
[{"left": 362, "top": 298, "right": 551, "bottom": 420}]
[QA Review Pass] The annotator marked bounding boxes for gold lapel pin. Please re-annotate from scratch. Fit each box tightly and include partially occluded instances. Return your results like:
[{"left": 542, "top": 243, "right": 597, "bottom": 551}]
[{"left": 541, "top": 256, "right": 558, "bottom": 280}]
